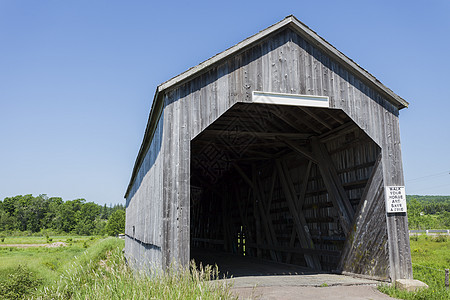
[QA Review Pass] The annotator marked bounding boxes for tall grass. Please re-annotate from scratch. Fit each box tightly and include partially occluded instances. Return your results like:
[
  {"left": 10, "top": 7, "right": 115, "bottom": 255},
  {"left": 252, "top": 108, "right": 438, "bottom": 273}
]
[
  {"left": 35, "top": 237, "right": 236, "bottom": 299},
  {"left": 378, "top": 235, "right": 450, "bottom": 300}
]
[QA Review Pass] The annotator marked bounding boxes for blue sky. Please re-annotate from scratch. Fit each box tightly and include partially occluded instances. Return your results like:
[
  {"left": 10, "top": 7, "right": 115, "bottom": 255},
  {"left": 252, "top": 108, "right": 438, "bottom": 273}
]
[{"left": 1, "top": 1, "right": 449, "bottom": 205}]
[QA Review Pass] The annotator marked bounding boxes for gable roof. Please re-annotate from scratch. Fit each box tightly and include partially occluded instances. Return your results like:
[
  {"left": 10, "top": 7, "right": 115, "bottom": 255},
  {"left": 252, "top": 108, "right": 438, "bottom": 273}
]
[
  {"left": 160, "top": 15, "right": 408, "bottom": 108},
  {"left": 125, "top": 15, "right": 408, "bottom": 199}
]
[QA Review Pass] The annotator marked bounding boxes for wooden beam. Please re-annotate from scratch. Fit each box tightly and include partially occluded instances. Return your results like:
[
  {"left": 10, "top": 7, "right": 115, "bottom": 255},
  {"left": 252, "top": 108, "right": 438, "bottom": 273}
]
[
  {"left": 319, "top": 121, "right": 355, "bottom": 143},
  {"left": 275, "top": 159, "right": 321, "bottom": 270},
  {"left": 243, "top": 149, "right": 277, "bottom": 159},
  {"left": 270, "top": 110, "right": 303, "bottom": 132},
  {"left": 203, "top": 130, "right": 311, "bottom": 140},
  {"left": 192, "top": 173, "right": 225, "bottom": 200},
  {"left": 221, "top": 191, "right": 229, "bottom": 252},
  {"left": 295, "top": 114, "right": 323, "bottom": 135},
  {"left": 266, "top": 166, "right": 277, "bottom": 216},
  {"left": 232, "top": 183, "right": 256, "bottom": 256},
  {"left": 322, "top": 109, "right": 345, "bottom": 125},
  {"left": 253, "top": 190, "right": 262, "bottom": 258},
  {"left": 232, "top": 163, "right": 254, "bottom": 189},
  {"left": 234, "top": 184, "right": 248, "bottom": 237},
  {"left": 246, "top": 242, "right": 340, "bottom": 257},
  {"left": 192, "top": 139, "right": 287, "bottom": 149},
  {"left": 297, "top": 107, "right": 332, "bottom": 130},
  {"left": 286, "top": 227, "right": 297, "bottom": 264},
  {"left": 232, "top": 163, "right": 279, "bottom": 261},
  {"left": 278, "top": 137, "right": 318, "bottom": 164},
  {"left": 192, "top": 238, "right": 225, "bottom": 245},
  {"left": 253, "top": 164, "right": 282, "bottom": 262},
  {"left": 338, "top": 154, "right": 390, "bottom": 279},
  {"left": 298, "top": 161, "right": 312, "bottom": 209},
  {"left": 270, "top": 109, "right": 320, "bottom": 135},
  {"left": 311, "top": 137, "right": 354, "bottom": 236},
  {"left": 287, "top": 160, "right": 312, "bottom": 263}
]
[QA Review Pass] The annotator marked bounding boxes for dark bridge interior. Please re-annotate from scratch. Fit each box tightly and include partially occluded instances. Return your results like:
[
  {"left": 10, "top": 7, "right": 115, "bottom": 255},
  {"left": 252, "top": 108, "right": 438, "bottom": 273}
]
[{"left": 190, "top": 102, "right": 381, "bottom": 275}]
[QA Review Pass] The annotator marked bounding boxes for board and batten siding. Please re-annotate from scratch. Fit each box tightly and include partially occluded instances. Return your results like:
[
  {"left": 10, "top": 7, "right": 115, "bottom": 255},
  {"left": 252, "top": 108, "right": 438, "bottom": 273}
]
[
  {"left": 125, "top": 26, "right": 411, "bottom": 280},
  {"left": 125, "top": 113, "right": 164, "bottom": 269},
  {"left": 338, "top": 155, "right": 390, "bottom": 279}
]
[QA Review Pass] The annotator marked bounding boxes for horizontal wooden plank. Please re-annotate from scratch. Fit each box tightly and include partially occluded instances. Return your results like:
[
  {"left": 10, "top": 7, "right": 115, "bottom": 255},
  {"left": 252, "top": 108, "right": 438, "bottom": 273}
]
[{"left": 247, "top": 242, "right": 341, "bottom": 257}]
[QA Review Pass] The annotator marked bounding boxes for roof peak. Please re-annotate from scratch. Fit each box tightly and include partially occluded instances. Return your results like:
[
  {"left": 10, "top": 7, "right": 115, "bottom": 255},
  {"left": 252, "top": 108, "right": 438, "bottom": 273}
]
[{"left": 156, "top": 15, "right": 407, "bottom": 109}]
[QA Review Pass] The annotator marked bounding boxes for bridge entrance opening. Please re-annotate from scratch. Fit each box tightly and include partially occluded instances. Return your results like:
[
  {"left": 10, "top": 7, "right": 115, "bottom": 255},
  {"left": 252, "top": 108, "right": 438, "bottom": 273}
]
[{"left": 190, "top": 102, "right": 382, "bottom": 277}]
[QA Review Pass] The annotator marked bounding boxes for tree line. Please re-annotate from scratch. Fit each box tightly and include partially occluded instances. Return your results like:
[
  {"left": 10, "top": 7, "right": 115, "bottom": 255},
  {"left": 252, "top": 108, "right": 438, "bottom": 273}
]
[
  {"left": 407, "top": 195, "right": 450, "bottom": 229},
  {"left": 0, "top": 194, "right": 125, "bottom": 236}
]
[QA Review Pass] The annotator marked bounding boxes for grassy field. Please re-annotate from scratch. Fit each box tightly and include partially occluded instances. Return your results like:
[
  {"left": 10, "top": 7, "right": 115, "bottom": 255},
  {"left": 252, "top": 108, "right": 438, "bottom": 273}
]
[
  {"left": 0, "top": 236, "right": 99, "bottom": 286},
  {"left": 379, "top": 234, "right": 450, "bottom": 300},
  {"left": 0, "top": 236, "right": 234, "bottom": 299},
  {"left": 3, "top": 234, "right": 448, "bottom": 299},
  {"left": 0, "top": 235, "right": 93, "bottom": 245}
]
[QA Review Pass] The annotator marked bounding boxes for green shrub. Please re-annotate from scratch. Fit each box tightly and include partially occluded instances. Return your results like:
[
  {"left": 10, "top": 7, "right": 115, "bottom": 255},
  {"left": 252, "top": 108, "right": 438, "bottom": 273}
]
[
  {"left": 42, "top": 261, "right": 58, "bottom": 271},
  {"left": 433, "top": 235, "right": 447, "bottom": 243},
  {"left": 0, "top": 265, "right": 42, "bottom": 299}
]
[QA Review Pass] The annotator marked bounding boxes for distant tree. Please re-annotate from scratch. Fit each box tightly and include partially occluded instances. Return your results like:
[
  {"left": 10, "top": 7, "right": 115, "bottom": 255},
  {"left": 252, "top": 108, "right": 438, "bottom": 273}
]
[
  {"left": 0, "top": 209, "right": 15, "bottom": 231},
  {"left": 43, "top": 197, "right": 63, "bottom": 230},
  {"left": 74, "top": 202, "right": 101, "bottom": 235},
  {"left": 105, "top": 209, "right": 125, "bottom": 236},
  {"left": 93, "top": 219, "right": 107, "bottom": 235},
  {"left": 407, "top": 196, "right": 450, "bottom": 229},
  {"left": 101, "top": 204, "right": 108, "bottom": 219},
  {"left": 2, "top": 196, "right": 19, "bottom": 216},
  {"left": 1, "top": 194, "right": 124, "bottom": 235},
  {"left": 14, "top": 195, "right": 34, "bottom": 231},
  {"left": 54, "top": 199, "right": 84, "bottom": 233},
  {"left": 407, "top": 198, "right": 423, "bottom": 229}
]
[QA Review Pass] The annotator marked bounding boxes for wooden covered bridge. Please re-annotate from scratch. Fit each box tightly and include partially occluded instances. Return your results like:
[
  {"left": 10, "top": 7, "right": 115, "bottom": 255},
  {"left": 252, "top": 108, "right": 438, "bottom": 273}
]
[{"left": 125, "top": 16, "right": 412, "bottom": 282}]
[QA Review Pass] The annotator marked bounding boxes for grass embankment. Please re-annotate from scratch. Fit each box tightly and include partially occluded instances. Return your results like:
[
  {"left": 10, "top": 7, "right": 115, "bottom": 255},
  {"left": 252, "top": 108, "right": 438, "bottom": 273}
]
[
  {"left": 379, "top": 235, "right": 450, "bottom": 300},
  {"left": 0, "top": 237, "right": 235, "bottom": 299},
  {"left": 0, "top": 236, "right": 99, "bottom": 288}
]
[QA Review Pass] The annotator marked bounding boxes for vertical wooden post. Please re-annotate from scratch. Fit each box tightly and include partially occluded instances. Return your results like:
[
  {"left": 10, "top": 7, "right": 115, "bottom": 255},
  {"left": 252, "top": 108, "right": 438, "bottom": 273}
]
[
  {"left": 221, "top": 191, "right": 229, "bottom": 252},
  {"left": 286, "top": 161, "right": 312, "bottom": 264},
  {"left": 382, "top": 113, "right": 413, "bottom": 281},
  {"left": 233, "top": 163, "right": 279, "bottom": 261},
  {"left": 276, "top": 159, "right": 321, "bottom": 270},
  {"left": 253, "top": 191, "right": 262, "bottom": 258},
  {"left": 253, "top": 164, "right": 281, "bottom": 262},
  {"left": 445, "top": 269, "right": 449, "bottom": 289}
]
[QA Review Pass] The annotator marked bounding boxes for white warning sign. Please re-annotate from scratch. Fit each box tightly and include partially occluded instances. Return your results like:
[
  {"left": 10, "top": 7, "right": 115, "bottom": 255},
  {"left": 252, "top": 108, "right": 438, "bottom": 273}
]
[{"left": 385, "top": 186, "right": 407, "bottom": 213}]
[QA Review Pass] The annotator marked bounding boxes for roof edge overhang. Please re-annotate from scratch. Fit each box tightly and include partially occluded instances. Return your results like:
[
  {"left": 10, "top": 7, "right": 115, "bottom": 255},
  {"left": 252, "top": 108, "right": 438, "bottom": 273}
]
[{"left": 124, "top": 15, "right": 408, "bottom": 199}]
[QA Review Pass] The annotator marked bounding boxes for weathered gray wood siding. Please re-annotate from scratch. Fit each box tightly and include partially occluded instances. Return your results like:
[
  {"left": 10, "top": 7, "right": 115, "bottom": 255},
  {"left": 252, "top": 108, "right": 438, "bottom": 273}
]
[
  {"left": 125, "top": 114, "right": 164, "bottom": 269},
  {"left": 127, "top": 27, "right": 411, "bottom": 279},
  {"left": 338, "top": 155, "right": 390, "bottom": 279},
  {"left": 161, "top": 90, "right": 191, "bottom": 268}
]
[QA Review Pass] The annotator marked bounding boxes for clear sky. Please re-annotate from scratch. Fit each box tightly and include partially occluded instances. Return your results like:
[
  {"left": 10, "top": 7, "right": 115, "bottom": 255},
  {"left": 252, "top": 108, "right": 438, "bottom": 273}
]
[{"left": 1, "top": 0, "right": 449, "bottom": 205}]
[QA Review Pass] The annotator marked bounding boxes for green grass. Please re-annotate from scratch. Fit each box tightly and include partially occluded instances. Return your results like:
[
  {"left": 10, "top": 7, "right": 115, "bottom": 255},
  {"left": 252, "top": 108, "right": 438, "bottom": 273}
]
[
  {"left": 0, "top": 235, "right": 95, "bottom": 245},
  {"left": 0, "top": 236, "right": 235, "bottom": 299},
  {"left": 379, "top": 235, "right": 450, "bottom": 300},
  {"left": 37, "top": 238, "right": 235, "bottom": 299},
  {"left": 0, "top": 236, "right": 100, "bottom": 287}
]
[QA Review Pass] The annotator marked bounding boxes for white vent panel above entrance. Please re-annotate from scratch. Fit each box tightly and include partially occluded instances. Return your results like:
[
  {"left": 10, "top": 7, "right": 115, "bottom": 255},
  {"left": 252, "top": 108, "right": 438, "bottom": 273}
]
[{"left": 252, "top": 91, "right": 329, "bottom": 108}]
